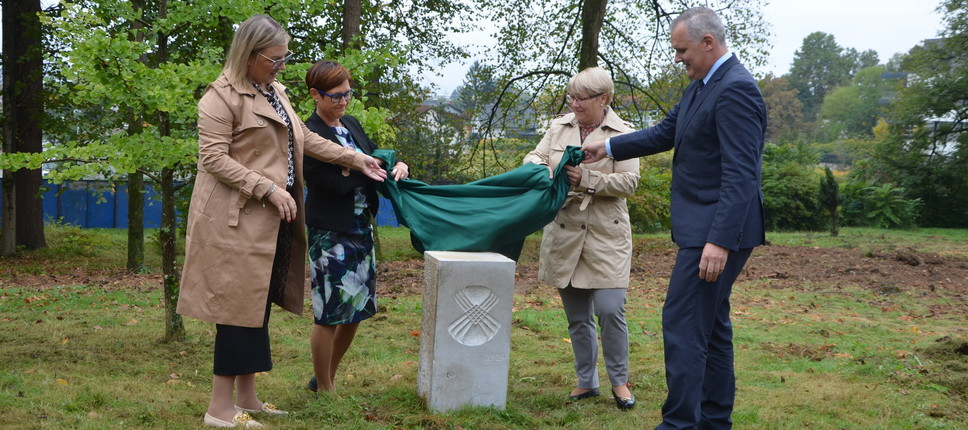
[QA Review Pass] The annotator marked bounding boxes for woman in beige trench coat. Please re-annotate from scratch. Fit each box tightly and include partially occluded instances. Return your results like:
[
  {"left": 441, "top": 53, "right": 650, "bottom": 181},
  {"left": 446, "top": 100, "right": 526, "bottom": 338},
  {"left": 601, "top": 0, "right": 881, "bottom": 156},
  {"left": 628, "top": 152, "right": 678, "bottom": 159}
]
[
  {"left": 523, "top": 67, "right": 640, "bottom": 410},
  {"left": 176, "top": 15, "right": 385, "bottom": 428}
]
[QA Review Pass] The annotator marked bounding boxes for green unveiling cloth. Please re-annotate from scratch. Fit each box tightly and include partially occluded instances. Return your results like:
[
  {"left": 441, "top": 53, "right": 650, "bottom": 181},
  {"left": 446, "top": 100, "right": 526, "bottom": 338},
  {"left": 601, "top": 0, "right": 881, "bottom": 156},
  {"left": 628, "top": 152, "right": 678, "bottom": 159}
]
[{"left": 372, "top": 146, "right": 585, "bottom": 260}]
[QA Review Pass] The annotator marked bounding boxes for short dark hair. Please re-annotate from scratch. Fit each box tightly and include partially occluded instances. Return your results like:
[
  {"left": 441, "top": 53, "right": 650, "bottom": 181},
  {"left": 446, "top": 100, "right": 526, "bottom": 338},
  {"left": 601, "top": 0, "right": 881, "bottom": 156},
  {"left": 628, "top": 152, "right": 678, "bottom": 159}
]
[{"left": 305, "top": 60, "right": 351, "bottom": 93}]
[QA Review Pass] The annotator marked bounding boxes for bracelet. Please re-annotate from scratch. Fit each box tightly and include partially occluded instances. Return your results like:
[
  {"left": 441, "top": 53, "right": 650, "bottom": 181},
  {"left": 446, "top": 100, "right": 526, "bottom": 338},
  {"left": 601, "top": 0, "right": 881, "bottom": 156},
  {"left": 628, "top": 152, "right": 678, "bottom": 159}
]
[{"left": 262, "top": 184, "right": 277, "bottom": 207}]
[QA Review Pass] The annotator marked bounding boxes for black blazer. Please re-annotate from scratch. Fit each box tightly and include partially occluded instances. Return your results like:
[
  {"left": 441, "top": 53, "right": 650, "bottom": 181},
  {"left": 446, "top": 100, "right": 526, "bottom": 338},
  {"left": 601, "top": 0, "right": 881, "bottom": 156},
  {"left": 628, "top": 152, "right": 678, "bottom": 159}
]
[{"left": 303, "top": 112, "right": 380, "bottom": 232}]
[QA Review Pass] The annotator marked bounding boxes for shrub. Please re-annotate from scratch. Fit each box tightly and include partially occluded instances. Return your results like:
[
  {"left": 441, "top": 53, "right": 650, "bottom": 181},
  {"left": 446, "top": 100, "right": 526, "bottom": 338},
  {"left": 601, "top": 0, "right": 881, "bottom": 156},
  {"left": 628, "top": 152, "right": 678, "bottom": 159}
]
[
  {"left": 762, "top": 161, "right": 826, "bottom": 231},
  {"left": 628, "top": 152, "right": 672, "bottom": 233},
  {"left": 840, "top": 179, "right": 921, "bottom": 228}
]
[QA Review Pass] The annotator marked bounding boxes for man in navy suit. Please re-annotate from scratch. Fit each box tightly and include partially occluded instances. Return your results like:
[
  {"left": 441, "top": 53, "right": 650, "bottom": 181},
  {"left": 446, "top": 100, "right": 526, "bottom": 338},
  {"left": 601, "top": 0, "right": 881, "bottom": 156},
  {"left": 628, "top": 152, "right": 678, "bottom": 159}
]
[{"left": 582, "top": 6, "right": 766, "bottom": 429}]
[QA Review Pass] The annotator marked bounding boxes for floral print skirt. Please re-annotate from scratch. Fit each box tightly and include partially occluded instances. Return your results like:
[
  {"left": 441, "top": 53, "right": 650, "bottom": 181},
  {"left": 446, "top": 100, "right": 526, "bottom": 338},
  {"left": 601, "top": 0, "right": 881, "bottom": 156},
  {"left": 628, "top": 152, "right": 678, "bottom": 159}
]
[{"left": 308, "top": 216, "right": 377, "bottom": 325}]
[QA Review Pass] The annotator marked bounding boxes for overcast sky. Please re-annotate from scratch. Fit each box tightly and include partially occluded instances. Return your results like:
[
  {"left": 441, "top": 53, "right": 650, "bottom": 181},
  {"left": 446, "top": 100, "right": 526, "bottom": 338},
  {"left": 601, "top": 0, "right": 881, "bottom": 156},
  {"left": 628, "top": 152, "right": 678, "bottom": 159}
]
[
  {"left": 428, "top": 0, "right": 946, "bottom": 95},
  {"left": 761, "top": 0, "right": 944, "bottom": 76}
]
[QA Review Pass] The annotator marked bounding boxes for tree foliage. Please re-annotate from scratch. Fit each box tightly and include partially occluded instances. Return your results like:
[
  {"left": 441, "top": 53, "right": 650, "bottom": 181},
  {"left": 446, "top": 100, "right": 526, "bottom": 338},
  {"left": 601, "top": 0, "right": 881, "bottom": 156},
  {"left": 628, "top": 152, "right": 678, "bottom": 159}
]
[
  {"left": 477, "top": 0, "right": 770, "bottom": 134},
  {"left": 282, "top": 0, "right": 479, "bottom": 121},
  {"left": 759, "top": 73, "right": 805, "bottom": 142},
  {"left": 816, "top": 65, "right": 897, "bottom": 141},
  {"left": 870, "top": 0, "right": 968, "bottom": 227},
  {"left": 787, "top": 32, "right": 878, "bottom": 122}
]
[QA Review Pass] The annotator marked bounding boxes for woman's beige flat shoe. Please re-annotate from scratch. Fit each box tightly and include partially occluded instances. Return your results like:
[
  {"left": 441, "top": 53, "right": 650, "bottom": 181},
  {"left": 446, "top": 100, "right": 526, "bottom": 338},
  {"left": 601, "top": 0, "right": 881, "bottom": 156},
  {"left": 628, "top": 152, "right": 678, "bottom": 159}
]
[
  {"left": 236, "top": 402, "right": 289, "bottom": 415},
  {"left": 203, "top": 412, "right": 265, "bottom": 428}
]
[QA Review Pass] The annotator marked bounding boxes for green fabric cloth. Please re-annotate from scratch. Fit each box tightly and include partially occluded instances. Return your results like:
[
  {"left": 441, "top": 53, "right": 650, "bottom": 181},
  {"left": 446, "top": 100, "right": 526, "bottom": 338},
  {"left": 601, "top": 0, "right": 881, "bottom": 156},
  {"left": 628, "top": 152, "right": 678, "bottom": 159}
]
[{"left": 373, "top": 146, "right": 585, "bottom": 260}]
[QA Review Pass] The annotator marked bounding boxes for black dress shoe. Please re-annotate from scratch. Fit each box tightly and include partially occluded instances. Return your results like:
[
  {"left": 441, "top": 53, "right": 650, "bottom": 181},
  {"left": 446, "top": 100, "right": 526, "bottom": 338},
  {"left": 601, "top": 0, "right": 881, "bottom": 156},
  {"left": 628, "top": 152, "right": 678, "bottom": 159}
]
[
  {"left": 611, "top": 389, "right": 635, "bottom": 410},
  {"left": 566, "top": 388, "right": 600, "bottom": 401},
  {"left": 307, "top": 375, "right": 318, "bottom": 392}
]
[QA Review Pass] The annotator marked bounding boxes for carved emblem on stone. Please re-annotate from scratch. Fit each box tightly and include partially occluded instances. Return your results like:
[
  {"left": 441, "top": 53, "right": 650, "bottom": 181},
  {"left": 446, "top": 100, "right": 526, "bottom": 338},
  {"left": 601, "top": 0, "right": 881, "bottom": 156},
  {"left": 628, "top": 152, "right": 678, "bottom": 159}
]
[{"left": 448, "top": 285, "right": 500, "bottom": 346}]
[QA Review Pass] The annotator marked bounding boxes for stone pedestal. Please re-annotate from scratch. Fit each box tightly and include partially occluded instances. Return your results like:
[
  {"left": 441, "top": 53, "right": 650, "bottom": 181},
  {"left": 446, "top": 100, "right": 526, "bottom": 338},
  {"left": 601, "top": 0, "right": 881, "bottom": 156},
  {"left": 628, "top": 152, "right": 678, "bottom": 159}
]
[{"left": 418, "top": 251, "right": 515, "bottom": 412}]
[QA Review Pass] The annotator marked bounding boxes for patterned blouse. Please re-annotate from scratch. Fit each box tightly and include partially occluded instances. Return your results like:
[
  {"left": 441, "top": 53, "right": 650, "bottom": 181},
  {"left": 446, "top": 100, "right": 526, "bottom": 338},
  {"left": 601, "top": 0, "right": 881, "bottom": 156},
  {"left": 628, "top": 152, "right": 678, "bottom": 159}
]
[{"left": 253, "top": 83, "right": 295, "bottom": 189}]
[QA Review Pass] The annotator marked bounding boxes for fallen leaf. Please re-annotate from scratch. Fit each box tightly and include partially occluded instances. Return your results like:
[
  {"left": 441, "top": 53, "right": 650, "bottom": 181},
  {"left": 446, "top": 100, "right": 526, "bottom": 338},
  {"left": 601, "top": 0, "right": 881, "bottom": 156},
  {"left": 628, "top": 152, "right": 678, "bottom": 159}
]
[
  {"left": 125, "top": 319, "right": 138, "bottom": 326},
  {"left": 409, "top": 330, "right": 420, "bottom": 336},
  {"left": 60, "top": 338, "right": 69, "bottom": 344},
  {"left": 562, "top": 338, "right": 572, "bottom": 344},
  {"left": 54, "top": 378, "right": 69, "bottom": 386}
]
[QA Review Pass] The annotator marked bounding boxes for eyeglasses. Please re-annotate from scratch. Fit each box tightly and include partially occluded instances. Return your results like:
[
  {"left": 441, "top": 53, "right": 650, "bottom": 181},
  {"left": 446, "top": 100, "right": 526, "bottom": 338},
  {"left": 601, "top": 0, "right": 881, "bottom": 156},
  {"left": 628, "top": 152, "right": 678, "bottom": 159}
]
[
  {"left": 566, "top": 93, "right": 603, "bottom": 104},
  {"left": 258, "top": 50, "right": 294, "bottom": 70},
  {"left": 317, "top": 89, "right": 354, "bottom": 104}
]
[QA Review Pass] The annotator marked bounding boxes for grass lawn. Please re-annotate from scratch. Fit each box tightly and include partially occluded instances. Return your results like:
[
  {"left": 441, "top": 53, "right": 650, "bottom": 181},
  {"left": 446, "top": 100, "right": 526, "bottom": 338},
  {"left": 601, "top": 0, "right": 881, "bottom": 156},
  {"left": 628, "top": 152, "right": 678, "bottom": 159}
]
[{"left": 0, "top": 226, "right": 966, "bottom": 429}]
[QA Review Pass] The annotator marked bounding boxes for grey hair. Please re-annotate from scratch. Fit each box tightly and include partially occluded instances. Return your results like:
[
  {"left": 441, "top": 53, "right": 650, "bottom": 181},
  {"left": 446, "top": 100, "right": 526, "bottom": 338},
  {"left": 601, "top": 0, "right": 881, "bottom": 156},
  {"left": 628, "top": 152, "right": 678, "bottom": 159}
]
[
  {"left": 567, "top": 67, "right": 615, "bottom": 102},
  {"left": 671, "top": 6, "right": 727, "bottom": 48},
  {"left": 223, "top": 15, "right": 290, "bottom": 87}
]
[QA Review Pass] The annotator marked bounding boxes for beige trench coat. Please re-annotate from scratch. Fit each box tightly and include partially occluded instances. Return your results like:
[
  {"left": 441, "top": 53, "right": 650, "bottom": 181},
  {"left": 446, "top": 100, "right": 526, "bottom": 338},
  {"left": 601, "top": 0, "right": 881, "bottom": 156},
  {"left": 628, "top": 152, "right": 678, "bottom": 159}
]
[
  {"left": 177, "top": 74, "right": 368, "bottom": 328},
  {"left": 523, "top": 109, "right": 639, "bottom": 289}
]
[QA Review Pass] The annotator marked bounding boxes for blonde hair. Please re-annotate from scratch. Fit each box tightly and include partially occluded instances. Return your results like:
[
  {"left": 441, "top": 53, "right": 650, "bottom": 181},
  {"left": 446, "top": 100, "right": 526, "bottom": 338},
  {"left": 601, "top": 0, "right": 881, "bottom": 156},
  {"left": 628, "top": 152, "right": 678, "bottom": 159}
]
[
  {"left": 567, "top": 67, "right": 614, "bottom": 105},
  {"left": 223, "top": 15, "right": 290, "bottom": 87}
]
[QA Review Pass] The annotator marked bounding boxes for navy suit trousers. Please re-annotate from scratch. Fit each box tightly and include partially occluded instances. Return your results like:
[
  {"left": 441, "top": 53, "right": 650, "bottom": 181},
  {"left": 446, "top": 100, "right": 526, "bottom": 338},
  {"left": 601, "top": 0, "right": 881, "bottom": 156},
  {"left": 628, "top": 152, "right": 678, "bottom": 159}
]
[{"left": 657, "top": 247, "right": 752, "bottom": 430}]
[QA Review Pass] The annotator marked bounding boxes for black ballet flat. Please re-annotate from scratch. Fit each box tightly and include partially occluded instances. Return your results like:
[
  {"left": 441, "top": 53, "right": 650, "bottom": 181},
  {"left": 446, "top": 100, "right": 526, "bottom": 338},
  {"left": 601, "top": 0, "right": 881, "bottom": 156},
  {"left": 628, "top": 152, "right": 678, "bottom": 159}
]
[
  {"left": 567, "top": 388, "right": 600, "bottom": 401},
  {"left": 307, "top": 375, "right": 318, "bottom": 393},
  {"left": 611, "top": 389, "right": 635, "bottom": 410}
]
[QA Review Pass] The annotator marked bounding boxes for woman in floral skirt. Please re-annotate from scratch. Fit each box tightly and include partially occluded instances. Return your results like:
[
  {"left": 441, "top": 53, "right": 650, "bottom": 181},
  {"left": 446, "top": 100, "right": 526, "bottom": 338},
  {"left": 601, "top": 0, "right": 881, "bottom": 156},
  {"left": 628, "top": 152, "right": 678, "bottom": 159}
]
[{"left": 301, "top": 59, "right": 408, "bottom": 393}]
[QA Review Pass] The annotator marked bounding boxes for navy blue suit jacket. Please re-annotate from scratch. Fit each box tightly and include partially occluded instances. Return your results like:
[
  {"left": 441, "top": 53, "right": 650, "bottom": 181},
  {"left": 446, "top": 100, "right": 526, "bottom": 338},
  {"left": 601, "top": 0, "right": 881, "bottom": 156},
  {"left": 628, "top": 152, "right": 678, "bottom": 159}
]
[{"left": 611, "top": 54, "right": 766, "bottom": 251}]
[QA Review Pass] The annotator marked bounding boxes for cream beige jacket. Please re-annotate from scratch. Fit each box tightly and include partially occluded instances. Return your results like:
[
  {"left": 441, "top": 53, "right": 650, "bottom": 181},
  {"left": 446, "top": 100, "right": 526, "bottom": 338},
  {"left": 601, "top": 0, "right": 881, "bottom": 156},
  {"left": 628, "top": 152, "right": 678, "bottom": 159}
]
[{"left": 523, "top": 109, "right": 639, "bottom": 289}]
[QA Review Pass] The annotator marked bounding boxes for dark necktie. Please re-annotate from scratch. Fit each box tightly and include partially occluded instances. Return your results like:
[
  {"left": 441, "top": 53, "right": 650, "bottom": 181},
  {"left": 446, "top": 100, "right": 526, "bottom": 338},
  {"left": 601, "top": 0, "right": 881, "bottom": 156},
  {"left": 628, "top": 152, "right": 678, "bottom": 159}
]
[{"left": 691, "top": 81, "right": 704, "bottom": 106}]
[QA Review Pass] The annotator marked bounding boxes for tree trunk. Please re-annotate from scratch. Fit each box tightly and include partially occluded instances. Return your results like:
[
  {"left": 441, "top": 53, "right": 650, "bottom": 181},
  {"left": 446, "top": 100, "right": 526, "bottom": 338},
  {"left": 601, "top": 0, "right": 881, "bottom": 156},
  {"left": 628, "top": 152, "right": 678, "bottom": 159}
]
[
  {"left": 155, "top": 0, "right": 185, "bottom": 342},
  {"left": 577, "top": 0, "right": 607, "bottom": 70},
  {"left": 160, "top": 165, "right": 185, "bottom": 342},
  {"left": 0, "top": 179, "right": 15, "bottom": 257},
  {"left": 342, "top": 0, "right": 362, "bottom": 50},
  {"left": 127, "top": 173, "right": 146, "bottom": 270},
  {"left": 126, "top": 0, "right": 147, "bottom": 272},
  {"left": 3, "top": 0, "right": 46, "bottom": 251}
]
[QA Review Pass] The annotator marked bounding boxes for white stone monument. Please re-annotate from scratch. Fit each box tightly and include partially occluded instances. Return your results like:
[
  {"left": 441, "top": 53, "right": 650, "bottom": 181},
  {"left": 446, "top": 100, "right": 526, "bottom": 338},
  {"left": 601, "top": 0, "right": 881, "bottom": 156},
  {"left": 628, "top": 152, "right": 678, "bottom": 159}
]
[{"left": 418, "top": 251, "right": 515, "bottom": 412}]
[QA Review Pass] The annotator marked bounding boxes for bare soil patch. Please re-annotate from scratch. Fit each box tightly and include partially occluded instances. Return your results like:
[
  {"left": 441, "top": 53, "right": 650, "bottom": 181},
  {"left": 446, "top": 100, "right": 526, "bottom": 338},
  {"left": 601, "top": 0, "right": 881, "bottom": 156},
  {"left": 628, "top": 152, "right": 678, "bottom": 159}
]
[
  {"left": 381, "top": 243, "right": 968, "bottom": 296},
  {"left": 4, "top": 243, "right": 967, "bottom": 310}
]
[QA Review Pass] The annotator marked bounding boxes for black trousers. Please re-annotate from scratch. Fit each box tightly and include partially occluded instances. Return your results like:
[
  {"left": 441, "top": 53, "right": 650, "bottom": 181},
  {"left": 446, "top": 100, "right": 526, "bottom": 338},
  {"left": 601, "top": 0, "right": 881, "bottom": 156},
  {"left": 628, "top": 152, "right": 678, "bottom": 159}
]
[{"left": 212, "top": 220, "right": 292, "bottom": 376}]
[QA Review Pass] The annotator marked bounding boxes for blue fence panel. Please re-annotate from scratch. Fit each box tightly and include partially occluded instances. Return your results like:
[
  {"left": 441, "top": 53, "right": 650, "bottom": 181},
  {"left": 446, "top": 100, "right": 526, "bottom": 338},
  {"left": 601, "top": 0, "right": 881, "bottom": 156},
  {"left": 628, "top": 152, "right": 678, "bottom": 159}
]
[
  {"left": 85, "top": 182, "right": 117, "bottom": 228},
  {"left": 376, "top": 196, "right": 399, "bottom": 227},
  {"left": 114, "top": 183, "right": 131, "bottom": 229},
  {"left": 59, "top": 181, "right": 89, "bottom": 226},
  {"left": 0, "top": 179, "right": 400, "bottom": 229},
  {"left": 143, "top": 185, "right": 162, "bottom": 228},
  {"left": 41, "top": 182, "right": 60, "bottom": 223}
]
